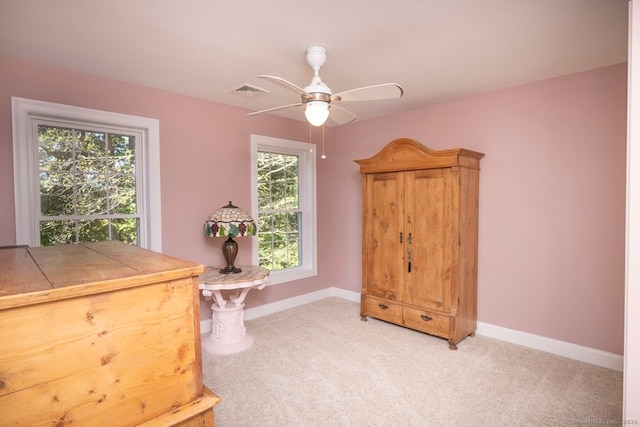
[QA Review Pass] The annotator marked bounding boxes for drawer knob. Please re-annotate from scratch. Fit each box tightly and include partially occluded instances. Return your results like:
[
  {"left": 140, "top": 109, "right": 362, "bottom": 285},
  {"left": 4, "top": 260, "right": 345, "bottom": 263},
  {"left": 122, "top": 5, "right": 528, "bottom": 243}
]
[
  {"left": 420, "top": 314, "right": 433, "bottom": 322},
  {"left": 378, "top": 303, "right": 389, "bottom": 310}
]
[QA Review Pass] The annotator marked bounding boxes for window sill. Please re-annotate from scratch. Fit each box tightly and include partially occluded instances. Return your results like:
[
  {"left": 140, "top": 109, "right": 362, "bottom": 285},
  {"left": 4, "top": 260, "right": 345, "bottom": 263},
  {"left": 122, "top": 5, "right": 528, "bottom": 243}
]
[{"left": 266, "top": 266, "right": 317, "bottom": 285}]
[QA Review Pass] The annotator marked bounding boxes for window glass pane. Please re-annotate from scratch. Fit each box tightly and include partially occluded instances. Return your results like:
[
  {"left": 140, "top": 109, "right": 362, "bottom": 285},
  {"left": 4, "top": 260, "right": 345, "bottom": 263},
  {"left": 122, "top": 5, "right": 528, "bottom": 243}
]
[
  {"left": 76, "top": 131, "right": 106, "bottom": 174},
  {"left": 78, "top": 219, "right": 109, "bottom": 242},
  {"left": 108, "top": 134, "right": 135, "bottom": 174},
  {"left": 40, "top": 220, "right": 76, "bottom": 246},
  {"left": 108, "top": 174, "right": 136, "bottom": 214},
  {"left": 257, "top": 211, "right": 301, "bottom": 270},
  {"left": 39, "top": 127, "right": 74, "bottom": 172},
  {"left": 285, "top": 180, "right": 299, "bottom": 208},
  {"left": 111, "top": 218, "right": 138, "bottom": 244},
  {"left": 257, "top": 180, "right": 271, "bottom": 210},
  {"left": 272, "top": 181, "right": 287, "bottom": 208},
  {"left": 257, "top": 152, "right": 300, "bottom": 210},
  {"left": 40, "top": 171, "right": 75, "bottom": 216},
  {"left": 76, "top": 173, "right": 107, "bottom": 215}
]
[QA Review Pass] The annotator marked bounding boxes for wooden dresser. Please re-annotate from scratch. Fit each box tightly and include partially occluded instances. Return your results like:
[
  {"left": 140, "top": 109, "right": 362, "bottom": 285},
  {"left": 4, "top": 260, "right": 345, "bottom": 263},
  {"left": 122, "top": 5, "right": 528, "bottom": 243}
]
[
  {"left": 356, "top": 138, "right": 484, "bottom": 350},
  {"left": 0, "top": 241, "right": 220, "bottom": 426}
]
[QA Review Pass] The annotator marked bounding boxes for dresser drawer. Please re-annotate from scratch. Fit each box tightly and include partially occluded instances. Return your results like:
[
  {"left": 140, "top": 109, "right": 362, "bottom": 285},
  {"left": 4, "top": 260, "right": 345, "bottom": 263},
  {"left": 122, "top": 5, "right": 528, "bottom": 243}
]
[
  {"left": 363, "top": 296, "right": 403, "bottom": 324},
  {"left": 403, "top": 306, "right": 451, "bottom": 338}
]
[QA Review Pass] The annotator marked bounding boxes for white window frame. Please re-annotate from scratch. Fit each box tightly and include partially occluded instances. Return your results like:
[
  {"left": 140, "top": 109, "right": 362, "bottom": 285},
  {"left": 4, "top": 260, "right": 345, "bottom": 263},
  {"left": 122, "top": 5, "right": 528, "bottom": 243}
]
[
  {"left": 250, "top": 134, "right": 317, "bottom": 285},
  {"left": 11, "top": 97, "right": 162, "bottom": 252}
]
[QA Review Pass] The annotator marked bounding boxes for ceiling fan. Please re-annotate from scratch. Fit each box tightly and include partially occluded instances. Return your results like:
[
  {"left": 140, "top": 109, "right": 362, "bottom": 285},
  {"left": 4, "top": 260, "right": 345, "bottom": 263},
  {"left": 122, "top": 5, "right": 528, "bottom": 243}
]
[{"left": 247, "top": 46, "right": 404, "bottom": 126}]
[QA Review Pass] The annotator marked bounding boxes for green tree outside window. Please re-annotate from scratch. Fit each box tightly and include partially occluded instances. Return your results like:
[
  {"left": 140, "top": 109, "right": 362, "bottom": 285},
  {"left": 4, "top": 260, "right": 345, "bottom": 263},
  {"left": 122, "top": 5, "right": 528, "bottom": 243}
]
[
  {"left": 38, "top": 125, "right": 139, "bottom": 246},
  {"left": 257, "top": 151, "right": 301, "bottom": 270}
]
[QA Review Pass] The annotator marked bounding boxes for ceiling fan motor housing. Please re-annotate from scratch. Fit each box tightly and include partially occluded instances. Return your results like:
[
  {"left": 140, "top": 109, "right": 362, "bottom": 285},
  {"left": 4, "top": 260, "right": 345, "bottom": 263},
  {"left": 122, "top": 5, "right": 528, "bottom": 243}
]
[
  {"left": 303, "top": 87, "right": 331, "bottom": 101},
  {"left": 305, "top": 46, "right": 332, "bottom": 99}
]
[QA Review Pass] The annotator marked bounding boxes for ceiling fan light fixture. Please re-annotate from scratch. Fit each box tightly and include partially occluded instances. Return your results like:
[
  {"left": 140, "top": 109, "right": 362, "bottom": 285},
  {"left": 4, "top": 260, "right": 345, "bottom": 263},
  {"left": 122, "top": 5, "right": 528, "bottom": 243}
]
[
  {"left": 249, "top": 46, "right": 404, "bottom": 126},
  {"left": 304, "top": 101, "right": 330, "bottom": 126}
]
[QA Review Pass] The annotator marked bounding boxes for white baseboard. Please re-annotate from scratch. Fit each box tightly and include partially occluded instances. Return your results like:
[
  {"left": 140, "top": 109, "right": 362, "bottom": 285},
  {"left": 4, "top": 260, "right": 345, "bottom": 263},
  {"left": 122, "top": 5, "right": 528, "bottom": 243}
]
[
  {"left": 200, "top": 288, "right": 623, "bottom": 371},
  {"left": 200, "top": 287, "right": 357, "bottom": 335},
  {"left": 476, "top": 321, "right": 623, "bottom": 371},
  {"left": 245, "top": 287, "right": 360, "bottom": 321}
]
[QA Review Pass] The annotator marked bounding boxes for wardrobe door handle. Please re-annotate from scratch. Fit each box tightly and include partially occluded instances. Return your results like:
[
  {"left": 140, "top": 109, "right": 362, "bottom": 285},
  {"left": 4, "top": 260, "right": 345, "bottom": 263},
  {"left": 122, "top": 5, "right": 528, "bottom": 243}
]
[{"left": 407, "top": 232, "right": 412, "bottom": 273}]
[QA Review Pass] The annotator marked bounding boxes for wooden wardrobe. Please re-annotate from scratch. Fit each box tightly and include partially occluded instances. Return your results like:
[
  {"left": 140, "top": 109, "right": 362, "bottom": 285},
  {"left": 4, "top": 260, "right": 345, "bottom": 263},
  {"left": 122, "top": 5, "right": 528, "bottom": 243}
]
[{"left": 356, "top": 138, "right": 484, "bottom": 349}]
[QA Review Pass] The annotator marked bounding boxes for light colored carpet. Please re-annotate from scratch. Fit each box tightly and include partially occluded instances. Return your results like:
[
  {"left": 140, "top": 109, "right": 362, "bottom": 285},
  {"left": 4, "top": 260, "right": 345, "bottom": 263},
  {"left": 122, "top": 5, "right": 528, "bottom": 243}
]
[{"left": 201, "top": 297, "right": 623, "bottom": 426}]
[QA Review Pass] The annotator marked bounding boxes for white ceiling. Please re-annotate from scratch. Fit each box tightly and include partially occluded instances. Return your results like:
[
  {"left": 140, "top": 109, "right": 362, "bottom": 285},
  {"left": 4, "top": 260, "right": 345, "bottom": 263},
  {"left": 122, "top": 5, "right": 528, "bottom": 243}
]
[{"left": 0, "top": 0, "right": 629, "bottom": 126}]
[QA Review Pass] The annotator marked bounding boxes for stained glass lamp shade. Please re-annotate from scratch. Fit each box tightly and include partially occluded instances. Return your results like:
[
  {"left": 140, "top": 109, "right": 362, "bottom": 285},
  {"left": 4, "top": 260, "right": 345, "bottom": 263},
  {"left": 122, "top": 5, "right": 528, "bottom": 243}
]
[{"left": 204, "top": 201, "right": 257, "bottom": 274}]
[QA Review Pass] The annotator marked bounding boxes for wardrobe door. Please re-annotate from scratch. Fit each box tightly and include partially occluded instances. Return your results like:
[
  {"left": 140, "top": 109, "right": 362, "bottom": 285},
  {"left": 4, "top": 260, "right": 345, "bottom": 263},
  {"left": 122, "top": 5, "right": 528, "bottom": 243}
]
[
  {"left": 405, "top": 168, "right": 454, "bottom": 313},
  {"left": 363, "top": 171, "right": 406, "bottom": 302}
]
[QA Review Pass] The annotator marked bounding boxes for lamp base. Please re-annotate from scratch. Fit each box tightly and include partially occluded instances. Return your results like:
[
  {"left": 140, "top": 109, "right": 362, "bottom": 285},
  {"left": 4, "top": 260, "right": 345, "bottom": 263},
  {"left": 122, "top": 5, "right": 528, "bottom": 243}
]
[
  {"left": 219, "top": 265, "right": 242, "bottom": 274},
  {"left": 219, "top": 236, "right": 241, "bottom": 274}
]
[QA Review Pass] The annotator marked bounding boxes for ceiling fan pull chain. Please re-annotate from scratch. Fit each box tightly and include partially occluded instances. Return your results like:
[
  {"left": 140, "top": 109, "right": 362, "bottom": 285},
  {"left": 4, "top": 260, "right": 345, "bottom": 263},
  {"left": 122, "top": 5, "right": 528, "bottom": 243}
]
[{"left": 321, "top": 125, "right": 326, "bottom": 159}]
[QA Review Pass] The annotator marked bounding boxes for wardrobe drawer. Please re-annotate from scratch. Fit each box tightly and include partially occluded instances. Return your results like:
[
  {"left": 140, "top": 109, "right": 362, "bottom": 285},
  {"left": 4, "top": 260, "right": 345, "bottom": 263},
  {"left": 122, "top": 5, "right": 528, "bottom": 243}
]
[
  {"left": 363, "top": 296, "right": 403, "bottom": 324},
  {"left": 403, "top": 307, "right": 451, "bottom": 337}
]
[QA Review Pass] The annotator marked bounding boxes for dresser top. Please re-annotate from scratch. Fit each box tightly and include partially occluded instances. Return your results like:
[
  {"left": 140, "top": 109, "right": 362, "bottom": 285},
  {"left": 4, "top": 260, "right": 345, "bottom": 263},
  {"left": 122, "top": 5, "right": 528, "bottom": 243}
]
[{"left": 0, "top": 241, "right": 204, "bottom": 310}]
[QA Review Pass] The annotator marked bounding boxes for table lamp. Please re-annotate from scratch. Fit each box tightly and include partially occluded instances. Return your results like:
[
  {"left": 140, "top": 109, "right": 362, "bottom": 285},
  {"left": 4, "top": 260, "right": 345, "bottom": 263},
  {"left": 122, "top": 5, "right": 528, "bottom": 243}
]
[{"left": 204, "top": 201, "right": 257, "bottom": 274}]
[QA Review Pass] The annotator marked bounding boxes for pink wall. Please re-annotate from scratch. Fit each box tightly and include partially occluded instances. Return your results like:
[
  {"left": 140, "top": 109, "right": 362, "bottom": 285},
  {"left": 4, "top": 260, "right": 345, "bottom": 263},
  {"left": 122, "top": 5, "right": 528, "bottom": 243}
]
[
  {"left": 332, "top": 63, "right": 627, "bottom": 354},
  {"left": 0, "top": 55, "right": 336, "bottom": 318},
  {"left": 0, "top": 56, "right": 626, "bottom": 354}
]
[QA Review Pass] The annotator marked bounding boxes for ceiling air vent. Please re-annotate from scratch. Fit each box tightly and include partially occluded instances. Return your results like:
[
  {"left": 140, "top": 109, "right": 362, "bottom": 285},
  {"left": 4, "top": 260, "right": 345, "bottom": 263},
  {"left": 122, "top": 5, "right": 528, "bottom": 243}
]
[{"left": 231, "top": 83, "right": 270, "bottom": 98}]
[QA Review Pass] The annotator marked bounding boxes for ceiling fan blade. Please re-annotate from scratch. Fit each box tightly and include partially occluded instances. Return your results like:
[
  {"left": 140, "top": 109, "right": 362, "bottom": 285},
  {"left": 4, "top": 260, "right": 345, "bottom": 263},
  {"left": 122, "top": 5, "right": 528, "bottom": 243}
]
[
  {"left": 258, "top": 75, "right": 308, "bottom": 96},
  {"left": 246, "top": 102, "right": 303, "bottom": 116},
  {"left": 332, "top": 83, "right": 404, "bottom": 102},
  {"left": 328, "top": 104, "right": 357, "bottom": 125}
]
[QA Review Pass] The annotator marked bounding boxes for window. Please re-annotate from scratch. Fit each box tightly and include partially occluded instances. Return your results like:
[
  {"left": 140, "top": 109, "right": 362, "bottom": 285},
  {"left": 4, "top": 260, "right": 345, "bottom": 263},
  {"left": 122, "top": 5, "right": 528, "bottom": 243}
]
[
  {"left": 251, "top": 134, "right": 317, "bottom": 284},
  {"left": 12, "top": 97, "right": 161, "bottom": 251},
  {"left": 37, "top": 123, "right": 140, "bottom": 246}
]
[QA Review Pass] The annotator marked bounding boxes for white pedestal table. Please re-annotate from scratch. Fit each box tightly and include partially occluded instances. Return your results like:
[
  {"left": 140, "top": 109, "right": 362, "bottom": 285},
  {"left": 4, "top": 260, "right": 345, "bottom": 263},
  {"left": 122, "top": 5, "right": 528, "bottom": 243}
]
[{"left": 199, "top": 265, "right": 269, "bottom": 355}]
